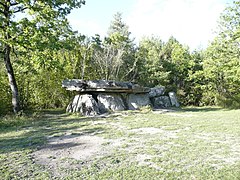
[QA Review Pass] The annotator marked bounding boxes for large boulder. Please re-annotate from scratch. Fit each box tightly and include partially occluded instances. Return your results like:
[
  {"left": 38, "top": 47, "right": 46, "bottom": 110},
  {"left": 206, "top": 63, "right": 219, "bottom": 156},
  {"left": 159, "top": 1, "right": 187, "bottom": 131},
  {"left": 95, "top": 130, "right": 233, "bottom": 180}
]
[
  {"left": 66, "top": 94, "right": 100, "bottom": 116},
  {"left": 97, "top": 94, "right": 126, "bottom": 113},
  {"left": 149, "top": 86, "right": 165, "bottom": 98},
  {"left": 151, "top": 96, "right": 171, "bottom": 108},
  {"left": 127, "top": 94, "right": 151, "bottom": 110},
  {"left": 168, "top": 92, "right": 180, "bottom": 107}
]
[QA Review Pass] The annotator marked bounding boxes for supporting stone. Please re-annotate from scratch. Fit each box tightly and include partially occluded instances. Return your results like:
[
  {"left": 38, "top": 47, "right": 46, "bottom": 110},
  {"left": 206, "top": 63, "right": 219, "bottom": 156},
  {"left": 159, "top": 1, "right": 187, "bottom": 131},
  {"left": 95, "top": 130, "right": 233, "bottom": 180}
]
[
  {"left": 97, "top": 94, "right": 126, "bottom": 113},
  {"left": 127, "top": 94, "right": 151, "bottom": 110},
  {"left": 66, "top": 94, "right": 100, "bottom": 116},
  {"left": 168, "top": 92, "right": 180, "bottom": 107},
  {"left": 151, "top": 96, "right": 171, "bottom": 108}
]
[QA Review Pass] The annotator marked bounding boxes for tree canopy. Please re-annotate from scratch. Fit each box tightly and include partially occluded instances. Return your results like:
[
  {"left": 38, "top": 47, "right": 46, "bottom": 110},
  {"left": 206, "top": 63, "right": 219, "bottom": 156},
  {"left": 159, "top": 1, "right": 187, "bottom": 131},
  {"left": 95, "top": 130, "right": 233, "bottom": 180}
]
[{"left": 0, "top": 0, "right": 85, "bottom": 113}]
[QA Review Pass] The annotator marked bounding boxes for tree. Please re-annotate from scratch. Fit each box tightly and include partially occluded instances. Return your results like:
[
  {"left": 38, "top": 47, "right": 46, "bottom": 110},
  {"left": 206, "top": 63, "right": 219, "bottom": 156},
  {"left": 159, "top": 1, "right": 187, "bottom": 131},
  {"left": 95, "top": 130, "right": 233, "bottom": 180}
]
[
  {"left": 0, "top": 0, "right": 85, "bottom": 113},
  {"left": 185, "top": 50, "right": 204, "bottom": 106},
  {"left": 107, "top": 12, "right": 130, "bottom": 38},
  {"left": 92, "top": 37, "right": 124, "bottom": 80},
  {"left": 106, "top": 12, "right": 137, "bottom": 81},
  {"left": 136, "top": 36, "right": 170, "bottom": 87},
  {"left": 64, "top": 34, "right": 93, "bottom": 80},
  {"left": 202, "top": 0, "right": 240, "bottom": 107}
]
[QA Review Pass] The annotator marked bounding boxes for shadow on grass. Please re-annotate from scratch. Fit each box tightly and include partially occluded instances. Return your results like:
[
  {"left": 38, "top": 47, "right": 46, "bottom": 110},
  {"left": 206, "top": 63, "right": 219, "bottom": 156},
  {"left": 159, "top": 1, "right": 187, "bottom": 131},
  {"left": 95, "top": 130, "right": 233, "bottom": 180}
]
[
  {"left": 180, "top": 107, "right": 224, "bottom": 112},
  {"left": 40, "top": 109, "right": 66, "bottom": 114},
  {"left": 0, "top": 111, "right": 107, "bottom": 154}
]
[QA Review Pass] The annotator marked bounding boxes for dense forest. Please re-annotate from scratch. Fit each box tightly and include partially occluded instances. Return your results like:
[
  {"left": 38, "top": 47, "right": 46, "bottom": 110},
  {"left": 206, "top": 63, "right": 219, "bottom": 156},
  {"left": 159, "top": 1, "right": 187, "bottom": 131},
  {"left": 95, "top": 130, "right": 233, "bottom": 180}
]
[{"left": 0, "top": 1, "right": 240, "bottom": 114}]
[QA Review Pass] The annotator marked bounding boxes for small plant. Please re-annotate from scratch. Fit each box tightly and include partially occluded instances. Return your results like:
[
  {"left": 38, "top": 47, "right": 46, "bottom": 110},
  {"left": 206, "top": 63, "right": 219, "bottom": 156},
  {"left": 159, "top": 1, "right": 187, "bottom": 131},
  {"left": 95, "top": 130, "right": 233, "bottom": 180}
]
[{"left": 139, "top": 105, "right": 152, "bottom": 113}]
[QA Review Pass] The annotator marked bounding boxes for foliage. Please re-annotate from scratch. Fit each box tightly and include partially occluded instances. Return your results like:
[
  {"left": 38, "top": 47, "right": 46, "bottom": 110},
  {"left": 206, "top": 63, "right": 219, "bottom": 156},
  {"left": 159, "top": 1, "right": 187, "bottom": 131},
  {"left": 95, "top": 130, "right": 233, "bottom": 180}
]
[
  {"left": 0, "top": 64, "right": 11, "bottom": 115},
  {"left": 99, "top": 12, "right": 137, "bottom": 81},
  {"left": 185, "top": 50, "right": 205, "bottom": 106},
  {"left": 136, "top": 36, "right": 170, "bottom": 87},
  {"left": 0, "top": 0, "right": 85, "bottom": 113},
  {"left": 202, "top": 0, "right": 240, "bottom": 108},
  {"left": 136, "top": 36, "right": 199, "bottom": 105}
]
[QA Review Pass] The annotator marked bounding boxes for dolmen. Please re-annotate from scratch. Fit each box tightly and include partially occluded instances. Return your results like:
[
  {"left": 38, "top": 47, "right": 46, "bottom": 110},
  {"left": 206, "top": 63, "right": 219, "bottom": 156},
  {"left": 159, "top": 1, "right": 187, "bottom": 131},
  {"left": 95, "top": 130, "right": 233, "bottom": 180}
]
[{"left": 62, "top": 79, "right": 179, "bottom": 116}]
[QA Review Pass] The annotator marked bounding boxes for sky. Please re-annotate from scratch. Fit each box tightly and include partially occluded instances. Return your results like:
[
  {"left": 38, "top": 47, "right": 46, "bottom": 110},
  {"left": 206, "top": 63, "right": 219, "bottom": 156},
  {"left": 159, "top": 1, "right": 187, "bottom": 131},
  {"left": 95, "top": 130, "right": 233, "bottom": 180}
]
[{"left": 67, "top": 0, "right": 233, "bottom": 50}]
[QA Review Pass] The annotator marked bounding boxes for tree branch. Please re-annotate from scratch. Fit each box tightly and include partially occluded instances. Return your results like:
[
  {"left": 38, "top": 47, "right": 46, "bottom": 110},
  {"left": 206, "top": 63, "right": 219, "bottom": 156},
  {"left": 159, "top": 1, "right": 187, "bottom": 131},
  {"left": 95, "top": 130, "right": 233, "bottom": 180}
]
[
  {"left": 10, "top": 2, "right": 20, "bottom": 6},
  {"left": 13, "top": 7, "right": 27, "bottom": 13}
]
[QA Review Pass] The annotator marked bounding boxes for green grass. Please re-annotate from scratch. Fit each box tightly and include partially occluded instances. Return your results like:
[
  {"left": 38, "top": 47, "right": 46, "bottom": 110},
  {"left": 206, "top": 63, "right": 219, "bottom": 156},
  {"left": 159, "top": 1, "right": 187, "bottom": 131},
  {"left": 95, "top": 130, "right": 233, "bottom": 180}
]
[{"left": 0, "top": 107, "right": 240, "bottom": 179}]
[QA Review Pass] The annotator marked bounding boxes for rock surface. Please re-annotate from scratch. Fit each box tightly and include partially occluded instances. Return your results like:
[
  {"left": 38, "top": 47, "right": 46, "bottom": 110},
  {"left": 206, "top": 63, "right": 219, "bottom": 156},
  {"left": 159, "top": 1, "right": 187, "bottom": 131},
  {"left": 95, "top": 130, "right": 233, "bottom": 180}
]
[
  {"left": 66, "top": 94, "right": 100, "bottom": 116},
  {"left": 149, "top": 87, "right": 165, "bottom": 98},
  {"left": 62, "top": 79, "right": 150, "bottom": 93},
  {"left": 127, "top": 94, "right": 151, "bottom": 110},
  {"left": 151, "top": 96, "right": 171, "bottom": 108},
  {"left": 97, "top": 94, "right": 126, "bottom": 113},
  {"left": 169, "top": 92, "right": 180, "bottom": 107}
]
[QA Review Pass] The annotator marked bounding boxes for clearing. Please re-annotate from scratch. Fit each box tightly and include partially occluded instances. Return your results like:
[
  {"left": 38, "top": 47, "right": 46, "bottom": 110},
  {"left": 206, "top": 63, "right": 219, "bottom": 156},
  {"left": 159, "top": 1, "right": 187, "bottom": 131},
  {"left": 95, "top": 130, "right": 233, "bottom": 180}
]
[{"left": 0, "top": 107, "right": 240, "bottom": 179}]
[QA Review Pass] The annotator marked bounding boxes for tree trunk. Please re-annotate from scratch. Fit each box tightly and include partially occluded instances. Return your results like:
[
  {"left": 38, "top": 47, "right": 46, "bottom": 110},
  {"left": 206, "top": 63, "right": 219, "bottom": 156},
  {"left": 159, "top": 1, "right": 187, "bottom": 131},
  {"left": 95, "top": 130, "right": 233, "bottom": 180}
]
[{"left": 4, "top": 44, "right": 21, "bottom": 113}]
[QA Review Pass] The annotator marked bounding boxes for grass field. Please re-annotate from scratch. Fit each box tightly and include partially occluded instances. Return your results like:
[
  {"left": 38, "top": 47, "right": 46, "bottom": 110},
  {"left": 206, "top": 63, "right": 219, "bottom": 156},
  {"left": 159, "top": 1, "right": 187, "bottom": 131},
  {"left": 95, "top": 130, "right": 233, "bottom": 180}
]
[{"left": 0, "top": 107, "right": 240, "bottom": 179}]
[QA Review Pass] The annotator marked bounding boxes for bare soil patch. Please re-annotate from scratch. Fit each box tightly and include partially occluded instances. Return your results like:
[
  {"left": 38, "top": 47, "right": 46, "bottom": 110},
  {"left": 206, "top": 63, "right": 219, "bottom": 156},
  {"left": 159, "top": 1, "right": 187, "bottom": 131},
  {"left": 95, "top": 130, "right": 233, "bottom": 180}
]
[{"left": 33, "top": 135, "right": 107, "bottom": 172}]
